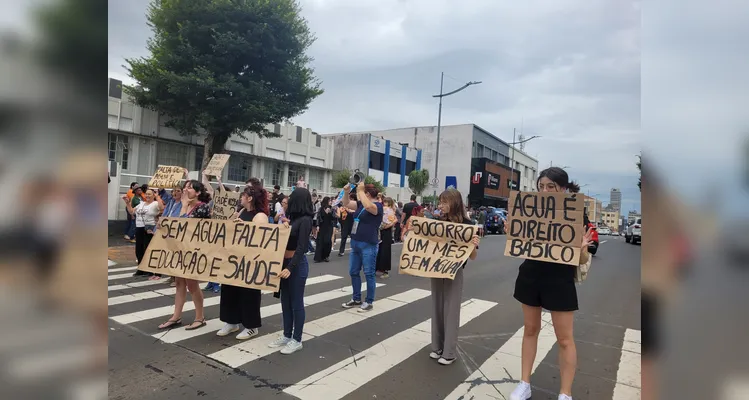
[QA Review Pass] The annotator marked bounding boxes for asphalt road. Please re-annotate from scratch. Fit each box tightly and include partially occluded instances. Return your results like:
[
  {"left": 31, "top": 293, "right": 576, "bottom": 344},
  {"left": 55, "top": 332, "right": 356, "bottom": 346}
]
[{"left": 108, "top": 234, "right": 641, "bottom": 400}]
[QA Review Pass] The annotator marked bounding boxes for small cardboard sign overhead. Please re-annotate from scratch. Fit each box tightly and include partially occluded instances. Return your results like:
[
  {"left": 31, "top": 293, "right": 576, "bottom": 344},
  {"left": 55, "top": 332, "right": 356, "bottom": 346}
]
[
  {"left": 203, "top": 154, "right": 230, "bottom": 177},
  {"left": 504, "top": 191, "right": 585, "bottom": 266},
  {"left": 148, "top": 166, "right": 184, "bottom": 188},
  {"left": 212, "top": 191, "right": 241, "bottom": 220},
  {"left": 137, "top": 218, "right": 290, "bottom": 291},
  {"left": 399, "top": 217, "right": 476, "bottom": 279}
]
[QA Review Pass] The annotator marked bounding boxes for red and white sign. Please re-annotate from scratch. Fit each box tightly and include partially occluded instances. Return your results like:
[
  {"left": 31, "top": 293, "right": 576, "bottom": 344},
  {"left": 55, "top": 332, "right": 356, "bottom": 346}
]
[{"left": 472, "top": 172, "right": 483, "bottom": 184}]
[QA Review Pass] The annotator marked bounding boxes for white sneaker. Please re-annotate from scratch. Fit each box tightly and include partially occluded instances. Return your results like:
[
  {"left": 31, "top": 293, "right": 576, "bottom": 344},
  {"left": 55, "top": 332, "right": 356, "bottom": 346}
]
[
  {"left": 510, "top": 381, "right": 532, "bottom": 400},
  {"left": 429, "top": 350, "right": 443, "bottom": 359},
  {"left": 558, "top": 394, "right": 573, "bottom": 400},
  {"left": 236, "top": 328, "right": 258, "bottom": 340},
  {"left": 437, "top": 357, "right": 456, "bottom": 365},
  {"left": 216, "top": 323, "right": 240, "bottom": 337},
  {"left": 267, "top": 336, "right": 292, "bottom": 348},
  {"left": 280, "top": 339, "right": 303, "bottom": 355}
]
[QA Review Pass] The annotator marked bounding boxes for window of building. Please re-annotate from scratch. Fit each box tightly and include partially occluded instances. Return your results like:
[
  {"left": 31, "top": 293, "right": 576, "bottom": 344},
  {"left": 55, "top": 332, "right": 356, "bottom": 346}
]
[
  {"left": 405, "top": 160, "right": 417, "bottom": 175},
  {"left": 156, "top": 141, "right": 189, "bottom": 169},
  {"left": 295, "top": 126, "right": 302, "bottom": 142},
  {"left": 227, "top": 154, "right": 252, "bottom": 182},
  {"left": 389, "top": 156, "right": 401, "bottom": 173},
  {"left": 264, "top": 161, "right": 283, "bottom": 186},
  {"left": 308, "top": 169, "right": 324, "bottom": 191},
  {"left": 274, "top": 124, "right": 281, "bottom": 136},
  {"left": 315, "top": 133, "right": 321, "bottom": 147},
  {"left": 109, "top": 79, "right": 122, "bottom": 99},
  {"left": 288, "top": 164, "right": 302, "bottom": 187},
  {"left": 369, "top": 151, "right": 385, "bottom": 170},
  {"left": 108, "top": 133, "right": 130, "bottom": 170}
]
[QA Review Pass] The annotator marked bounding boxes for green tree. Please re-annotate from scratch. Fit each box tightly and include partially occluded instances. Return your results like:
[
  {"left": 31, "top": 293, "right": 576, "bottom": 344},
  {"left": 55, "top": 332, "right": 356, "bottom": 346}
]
[
  {"left": 331, "top": 169, "right": 385, "bottom": 194},
  {"left": 636, "top": 154, "right": 642, "bottom": 191},
  {"left": 408, "top": 169, "right": 429, "bottom": 196},
  {"left": 124, "top": 0, "right": 323, "bottom": 170}
]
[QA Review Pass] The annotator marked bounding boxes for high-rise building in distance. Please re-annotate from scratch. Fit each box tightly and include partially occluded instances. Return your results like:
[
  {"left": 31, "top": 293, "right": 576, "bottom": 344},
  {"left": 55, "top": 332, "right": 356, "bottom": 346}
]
[{"left": 610, "top": 188, "right": 622, "bottom": 211}]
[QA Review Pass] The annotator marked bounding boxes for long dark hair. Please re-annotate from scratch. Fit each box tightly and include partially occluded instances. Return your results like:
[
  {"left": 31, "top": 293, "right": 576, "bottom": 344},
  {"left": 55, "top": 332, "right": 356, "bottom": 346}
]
[
  {"left": 184, "top": 180, "right": 211, "bottom": 203},
  {"left": 287, "top": 187, "right": 314, "bottom": 220},
  {"left": 536, "top": 167, "right": 581, "bottom": 192},
  {"left": 438, "top": 189, "right": 468, "bottom": 224},
  {"left": 242, "top": 184, "right": 269, "bottom": 215}
]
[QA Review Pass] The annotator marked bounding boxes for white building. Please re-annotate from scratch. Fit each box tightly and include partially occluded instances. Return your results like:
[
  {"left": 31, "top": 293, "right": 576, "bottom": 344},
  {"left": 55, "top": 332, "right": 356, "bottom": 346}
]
[
  {"left": 326, "top": 133, "right": 423, "bottom": 203},
  {"left": 108, "top": 77, "right": 336, "bottom": 220},
  {"left": 610, "top": 188, "right": 622, "bottom": 212},
  {"left": 326, "top": 124, "right": 539, "bottom": 207}
]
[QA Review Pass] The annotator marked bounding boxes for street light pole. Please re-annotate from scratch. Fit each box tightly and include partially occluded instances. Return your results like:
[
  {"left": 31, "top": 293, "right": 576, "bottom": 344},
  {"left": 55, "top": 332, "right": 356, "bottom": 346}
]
[
  {"left": 432, "top": 72, "right": 482, "bottom": 196},
  {"left": 508, "top": 132, "right": 540, "bottom": 191},
  {"left": 434, "top": 72, "right": 444, "bottom": 197}
]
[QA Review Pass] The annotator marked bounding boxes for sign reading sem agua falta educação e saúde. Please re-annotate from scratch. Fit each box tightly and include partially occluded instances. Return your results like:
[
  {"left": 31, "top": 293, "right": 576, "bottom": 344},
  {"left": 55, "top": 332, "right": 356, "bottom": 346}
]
[
  {"left": 137, "top": 218, "right": 290, "bottom": 291},
  {"left": 503, "top": 191, "right": 585, "bottom": 266},
  {"left": 399, "top": 217, "right": 476, "bottom": 280}
]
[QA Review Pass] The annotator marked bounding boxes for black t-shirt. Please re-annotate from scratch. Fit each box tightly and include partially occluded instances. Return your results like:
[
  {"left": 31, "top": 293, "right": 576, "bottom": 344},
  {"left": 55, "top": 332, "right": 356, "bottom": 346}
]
[{"left": 402, "top": 201, "right": 417, "bottom": 223}]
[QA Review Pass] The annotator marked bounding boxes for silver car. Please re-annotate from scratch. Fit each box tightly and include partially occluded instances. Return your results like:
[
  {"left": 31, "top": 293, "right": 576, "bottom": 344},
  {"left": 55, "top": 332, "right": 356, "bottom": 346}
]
[{"left": 625, "top": 218, "right": 642, "bottom": 244}]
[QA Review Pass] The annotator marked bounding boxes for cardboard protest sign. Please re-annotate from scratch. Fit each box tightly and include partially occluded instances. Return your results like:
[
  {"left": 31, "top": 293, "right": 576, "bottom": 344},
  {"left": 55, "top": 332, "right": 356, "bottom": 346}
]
[
  {"left": 203, "top": 154, "right": 230, "bottom": 177},
  {"left": 148, "top": 166, "right": 184, "bottom": 188},
  {"left": 503, "top": 191, "right": 585, "bottom": 266},
  {"left": 137, "top": 218, "right": 290, "bottom": 291},
  {"left": 212, "top": 191, "right": 241, "bottom": 220},
  {"left": 398, "top": 217, "right": 476, "bottom": 279}
]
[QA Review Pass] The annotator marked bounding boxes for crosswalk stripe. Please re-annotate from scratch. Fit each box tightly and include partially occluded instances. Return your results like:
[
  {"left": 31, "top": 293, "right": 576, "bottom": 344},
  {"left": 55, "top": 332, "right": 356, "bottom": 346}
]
[
  {"left": 111, "top": 276, "right": 358, "bottom": 325},
  {"left": 108, "top": 272, "right": 139, "bottom": 281},
  {"left": 153, "top": 280, "right": 382, "bottom": 343},
  {"left": 108, "top": 277, "right": 175, "bottom": 291},
  {"left": 283, "top": 298, "right": 497, "bottom": 400},
  {"left": 612, "top": 328, "right": 641, "bottom": 399},
  {"left": 108, "top": 266, "right": 138, "bottom": 273},
  {"left": 209, "top": 288, "right": 432, "bottom": 367},
  {"left": 108, "top": 274, "right": 342, "bottom": 306},
  {"left": 108, "top": 260, "right": 117, "bottom": 267},
  {"left": 444, "top": 312, "right": 556, "bottom": 399}
]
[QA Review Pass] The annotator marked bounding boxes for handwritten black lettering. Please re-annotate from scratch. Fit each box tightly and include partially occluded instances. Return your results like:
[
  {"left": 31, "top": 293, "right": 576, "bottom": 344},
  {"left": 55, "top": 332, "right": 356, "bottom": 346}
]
[{"left": 563, "top": 195, "right": 578, "bottom": 221}]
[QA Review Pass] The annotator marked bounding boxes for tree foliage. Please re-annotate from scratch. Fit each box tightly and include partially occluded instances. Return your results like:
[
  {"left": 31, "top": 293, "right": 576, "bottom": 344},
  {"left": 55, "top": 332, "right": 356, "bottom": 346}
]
[
  {"left": 408, "top": 169, "right": 429, "bottom": 196},
  {"left": 124, "top": 0, "right": 323, "bottom": 169},
  {"left": 636, "top": 154, "right": 642, "bottom": 191},
  {"left": 331, "top": 169, "right": 385, "bottom": 194}
]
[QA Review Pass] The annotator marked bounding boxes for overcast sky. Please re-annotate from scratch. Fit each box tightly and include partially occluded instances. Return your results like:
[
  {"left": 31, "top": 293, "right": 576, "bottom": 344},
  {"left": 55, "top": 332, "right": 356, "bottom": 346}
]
[{"left": 108, "top": 0, "right": 643, "bottom": 212}]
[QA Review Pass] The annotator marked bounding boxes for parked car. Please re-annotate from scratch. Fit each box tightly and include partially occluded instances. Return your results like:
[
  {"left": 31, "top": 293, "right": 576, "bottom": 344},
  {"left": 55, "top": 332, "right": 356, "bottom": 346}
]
[
  {"left": 598, "top": 227, "right": 611, "bottom": 235},
  {"left": 485, "top": 208, "right": 506, "bottom": 234},
  {"left": 610, "top": 231, "right": 620, "bottom": 236},
  {"left": 625, "top": 218, "right": 642, "bottom": 244}
]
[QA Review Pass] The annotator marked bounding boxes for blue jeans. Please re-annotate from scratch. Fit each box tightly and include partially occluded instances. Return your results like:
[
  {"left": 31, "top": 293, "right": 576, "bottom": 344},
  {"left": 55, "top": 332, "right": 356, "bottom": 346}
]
[
  {"left": 349, "top": 240, "right": 377, "bottom": 304},
  {"left": 125, "top": 217, "right": 135, "bottom": 238},
  {"left": 280, "top": 256, "right": 309, "bottom": 342}
]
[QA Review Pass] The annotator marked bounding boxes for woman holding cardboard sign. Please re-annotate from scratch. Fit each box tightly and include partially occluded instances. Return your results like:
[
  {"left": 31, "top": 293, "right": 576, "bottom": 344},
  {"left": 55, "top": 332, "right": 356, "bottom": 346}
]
[
  {"left": 266, "top": 187, "right": 313, "bottom": 355},
  {"left": 427, "top": 189, "right": 480, "bottom": 366},
  {"left": 216, "top": 183, "right": 270, "bottom": 340},
  {"left": 509, "top": 167, "right": 595, "bottom": 400},
  {"left": 157, "top": 175, "right": 212, "bottom": 331}
]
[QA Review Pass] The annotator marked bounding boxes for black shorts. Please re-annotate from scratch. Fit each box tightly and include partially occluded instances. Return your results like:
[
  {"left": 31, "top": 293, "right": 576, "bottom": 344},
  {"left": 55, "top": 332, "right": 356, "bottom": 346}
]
[{"left": 513, "top": 260, "right": 578, "bottom": 312}]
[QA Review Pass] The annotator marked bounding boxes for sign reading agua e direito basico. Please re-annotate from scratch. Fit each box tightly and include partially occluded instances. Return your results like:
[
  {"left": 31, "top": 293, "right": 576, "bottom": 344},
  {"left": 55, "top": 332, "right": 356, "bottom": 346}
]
[
  {"left": 399, "top": 217, "right": 476, "bottom": 280},
  {"left": 503, "top": 191, "right": 585, "bottom": 266},
  {"left": 137, "top": 218, "right": 290, "bottom": 291}
]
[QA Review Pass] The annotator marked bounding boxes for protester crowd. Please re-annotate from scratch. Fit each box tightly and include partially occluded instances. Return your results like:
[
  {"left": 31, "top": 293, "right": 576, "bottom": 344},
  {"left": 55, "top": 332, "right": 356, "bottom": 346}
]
[{"left": 121, "top": 165, "right": 595, "bottom": 400}]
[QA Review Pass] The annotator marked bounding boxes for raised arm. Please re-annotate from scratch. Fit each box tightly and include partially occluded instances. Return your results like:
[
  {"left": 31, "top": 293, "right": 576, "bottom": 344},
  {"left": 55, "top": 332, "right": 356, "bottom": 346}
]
[{"left": 356, "top": 183, "right": 378, "bottom": 215}]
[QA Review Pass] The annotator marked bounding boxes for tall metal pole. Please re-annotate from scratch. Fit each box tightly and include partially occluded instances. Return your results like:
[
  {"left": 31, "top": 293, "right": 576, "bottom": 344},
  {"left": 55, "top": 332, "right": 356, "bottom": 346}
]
[
  {"left": 434, "top": 72, "right": 444, "bottom": 197},
  {"left": 509, "top": 128, "right": 516, "bottom": 191}
]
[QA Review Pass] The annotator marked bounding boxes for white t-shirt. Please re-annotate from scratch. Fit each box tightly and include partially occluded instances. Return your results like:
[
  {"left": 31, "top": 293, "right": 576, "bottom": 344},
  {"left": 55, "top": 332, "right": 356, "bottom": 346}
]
[{"left": 135, "top": 201, "right": 161, "bottom": 227}]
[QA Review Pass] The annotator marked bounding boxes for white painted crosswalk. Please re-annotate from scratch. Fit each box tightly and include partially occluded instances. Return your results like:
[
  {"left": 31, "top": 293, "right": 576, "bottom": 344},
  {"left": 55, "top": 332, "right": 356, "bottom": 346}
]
[{"left": 108, "top": 262, "right": 641, "bottom": 400}]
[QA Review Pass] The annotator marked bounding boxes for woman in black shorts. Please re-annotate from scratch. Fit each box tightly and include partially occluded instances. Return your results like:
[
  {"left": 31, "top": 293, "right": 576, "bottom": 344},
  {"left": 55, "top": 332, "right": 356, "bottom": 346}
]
[{"left": 509, "top": 167, "right": 595, "bottom": 400}]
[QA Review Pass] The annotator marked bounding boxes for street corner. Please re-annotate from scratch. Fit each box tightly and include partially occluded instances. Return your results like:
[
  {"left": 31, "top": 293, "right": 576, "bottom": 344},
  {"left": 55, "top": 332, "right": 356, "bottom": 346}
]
[{"left": 109, "top": 246, "right": 137, "bottom": 266}]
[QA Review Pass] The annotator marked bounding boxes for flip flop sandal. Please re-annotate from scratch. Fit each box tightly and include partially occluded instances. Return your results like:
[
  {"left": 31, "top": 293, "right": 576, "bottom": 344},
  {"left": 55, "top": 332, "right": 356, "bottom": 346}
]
[
  {"left": 185, "top": 319, "right": 206, "bottom": 331},
  {"left": 158, "top": 318, "right": 182, "bottom": 330}
]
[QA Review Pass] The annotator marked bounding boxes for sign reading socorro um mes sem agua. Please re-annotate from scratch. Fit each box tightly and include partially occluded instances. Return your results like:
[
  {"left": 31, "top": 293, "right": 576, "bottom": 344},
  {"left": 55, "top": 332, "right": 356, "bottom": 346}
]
[
  {"left": 137, "top": 218, "right": 291, "bottom": 291},
  {"left": 399, "top": 217, "right": 476, "bottom": 280},
  {"left": 503, "top": 191, "right": 585, "bottom": 266}
]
